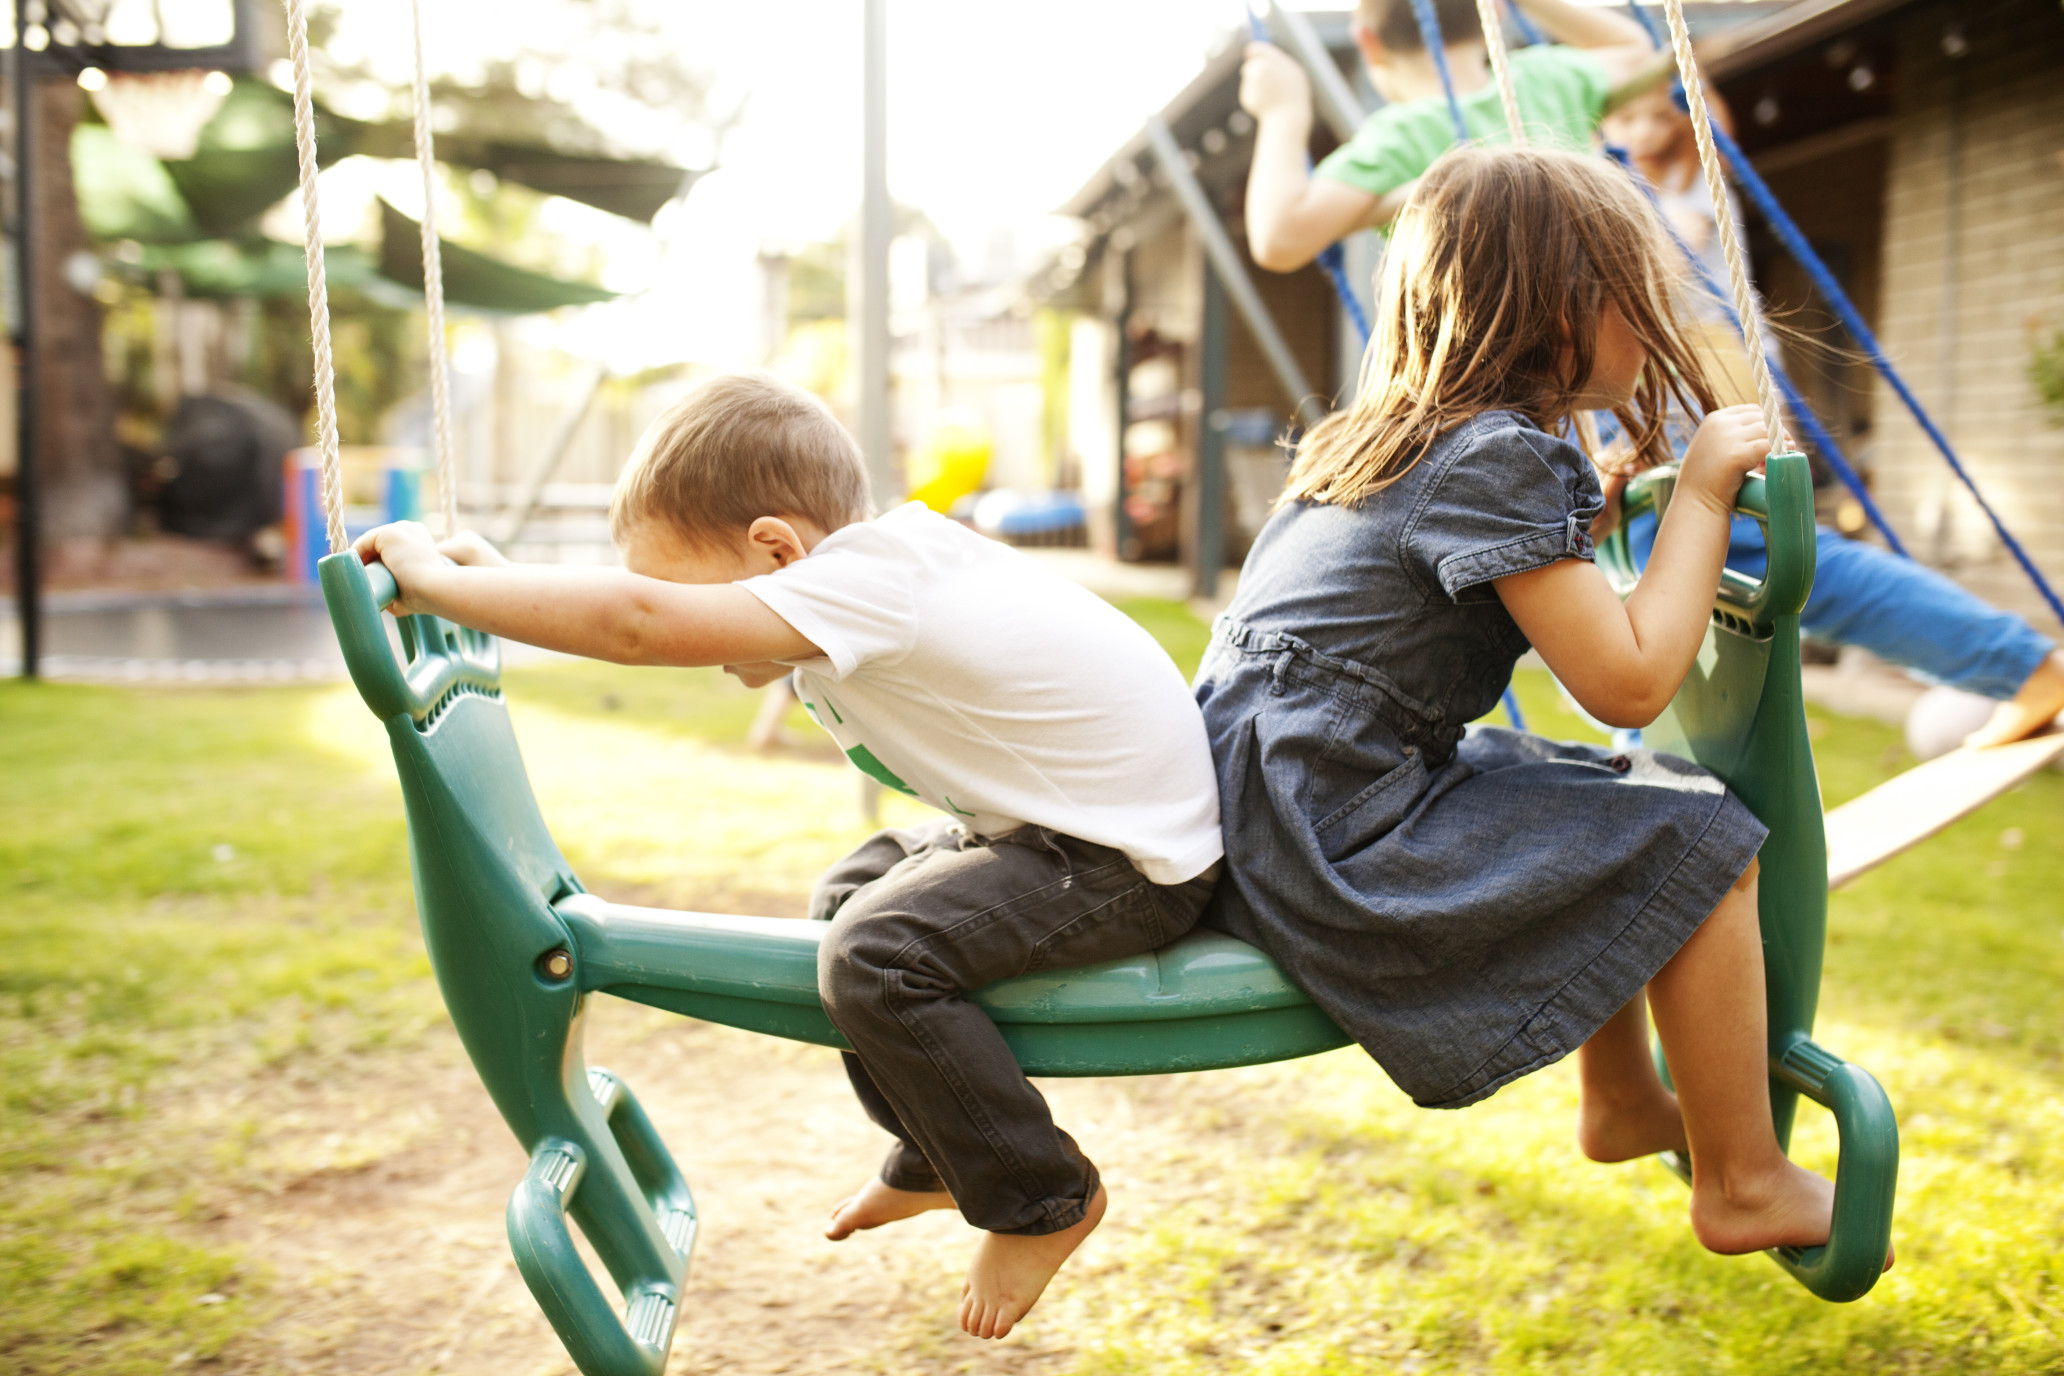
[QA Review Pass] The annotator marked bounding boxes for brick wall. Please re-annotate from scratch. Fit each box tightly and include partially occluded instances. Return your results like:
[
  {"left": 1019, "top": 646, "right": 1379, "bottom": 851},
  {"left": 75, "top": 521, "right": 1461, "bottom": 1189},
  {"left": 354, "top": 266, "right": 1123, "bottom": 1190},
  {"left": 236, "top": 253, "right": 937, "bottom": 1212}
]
[{"left": 1873, "top": 0, "right": 2064, "bottom": 632}]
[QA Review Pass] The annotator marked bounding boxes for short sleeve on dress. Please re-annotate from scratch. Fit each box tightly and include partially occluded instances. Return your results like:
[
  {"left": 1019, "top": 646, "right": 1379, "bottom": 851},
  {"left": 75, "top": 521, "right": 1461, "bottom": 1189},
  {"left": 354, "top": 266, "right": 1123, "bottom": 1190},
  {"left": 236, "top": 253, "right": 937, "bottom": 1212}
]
[{"left": 1407, "top": 417, "right": 1606, "bottom": 602}]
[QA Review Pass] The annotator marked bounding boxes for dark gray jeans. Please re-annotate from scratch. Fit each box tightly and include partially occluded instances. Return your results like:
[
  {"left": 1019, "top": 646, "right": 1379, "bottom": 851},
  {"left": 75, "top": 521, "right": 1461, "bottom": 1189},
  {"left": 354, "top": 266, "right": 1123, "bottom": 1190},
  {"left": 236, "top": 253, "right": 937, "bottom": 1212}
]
[{"left": 811, "top": 817, "right": 1216, "bottom": 1236}]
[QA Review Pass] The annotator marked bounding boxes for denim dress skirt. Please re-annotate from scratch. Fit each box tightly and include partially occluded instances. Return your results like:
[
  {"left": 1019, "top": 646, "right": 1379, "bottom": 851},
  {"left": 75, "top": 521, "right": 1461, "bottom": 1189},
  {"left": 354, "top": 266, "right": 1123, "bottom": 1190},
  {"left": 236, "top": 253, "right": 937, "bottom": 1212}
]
[{"left": 1194, "top": 413, "right": 1769, "bottom": 1110}]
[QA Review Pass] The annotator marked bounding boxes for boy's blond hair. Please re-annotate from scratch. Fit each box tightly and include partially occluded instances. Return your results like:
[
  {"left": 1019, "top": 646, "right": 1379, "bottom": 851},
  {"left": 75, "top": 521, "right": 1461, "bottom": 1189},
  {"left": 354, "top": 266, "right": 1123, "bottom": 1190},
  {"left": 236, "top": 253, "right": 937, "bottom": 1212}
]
[
  {"left": 610, "top": 372, "right": 873, "bottom": 548},
  {"left": 1356, "top": 0, "right": 1481, "bottom": 52},
  {"left": 1285, "top": 146, "right": 1719, "bottom": 508}
]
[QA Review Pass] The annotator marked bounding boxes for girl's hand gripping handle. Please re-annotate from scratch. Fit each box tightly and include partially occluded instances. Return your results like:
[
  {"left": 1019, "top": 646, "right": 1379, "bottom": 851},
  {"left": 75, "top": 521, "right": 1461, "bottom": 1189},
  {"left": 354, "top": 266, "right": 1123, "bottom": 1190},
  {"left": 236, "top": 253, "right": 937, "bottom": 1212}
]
[{"left": 1677, "top": 404, "right": 1780, "bottom": 518}]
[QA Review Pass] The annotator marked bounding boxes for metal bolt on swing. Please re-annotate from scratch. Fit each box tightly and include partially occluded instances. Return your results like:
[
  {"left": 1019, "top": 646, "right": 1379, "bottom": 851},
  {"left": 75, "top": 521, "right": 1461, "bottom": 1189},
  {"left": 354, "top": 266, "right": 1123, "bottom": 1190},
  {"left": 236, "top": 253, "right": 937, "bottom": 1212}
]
[{"left": 540, "top": 949, "right": 573, "bottom": 981}]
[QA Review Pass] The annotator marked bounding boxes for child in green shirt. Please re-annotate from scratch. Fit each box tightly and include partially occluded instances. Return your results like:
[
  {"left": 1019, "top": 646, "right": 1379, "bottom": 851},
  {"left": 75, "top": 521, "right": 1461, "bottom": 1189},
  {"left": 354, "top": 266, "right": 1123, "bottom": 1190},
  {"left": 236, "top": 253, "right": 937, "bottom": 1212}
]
[{"left": 1241, "top": 0, "right": 1657, "bottom": 270}]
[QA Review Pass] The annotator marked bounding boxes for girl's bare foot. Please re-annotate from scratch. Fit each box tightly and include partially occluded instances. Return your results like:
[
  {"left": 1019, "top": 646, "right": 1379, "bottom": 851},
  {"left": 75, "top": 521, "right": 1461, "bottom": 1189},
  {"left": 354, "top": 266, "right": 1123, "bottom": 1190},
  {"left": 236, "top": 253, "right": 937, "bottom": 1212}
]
[
  {"left": 1688, "top": 1157, "right": 1836, "bottom": 1255},
  {"left": 958, "top": 1185, "right": 1108, "bottom": 1340},
  {"left": 825, "top": 1177, "right": 955, "bottom": 1241},
  {"left": 1967, "top": 651, "right": 2064, "bottom": 748},
  {"left": 1577, "top": 1083, "right": 1690, "bottom": 1163}
]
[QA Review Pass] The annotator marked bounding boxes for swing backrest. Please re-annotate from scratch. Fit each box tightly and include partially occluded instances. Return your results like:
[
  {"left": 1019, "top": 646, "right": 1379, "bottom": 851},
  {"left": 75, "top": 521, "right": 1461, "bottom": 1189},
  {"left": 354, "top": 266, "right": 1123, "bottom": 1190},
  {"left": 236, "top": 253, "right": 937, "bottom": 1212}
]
[
  {"left": 1599, "top": 454, "right": 1825, "bottom": 1092},
  {"left": 1600, "top": 452, "right": 1896, "bottom": 1303},
  {"left": 322, "top": 555, "right": 692, "bottom": 1376}
]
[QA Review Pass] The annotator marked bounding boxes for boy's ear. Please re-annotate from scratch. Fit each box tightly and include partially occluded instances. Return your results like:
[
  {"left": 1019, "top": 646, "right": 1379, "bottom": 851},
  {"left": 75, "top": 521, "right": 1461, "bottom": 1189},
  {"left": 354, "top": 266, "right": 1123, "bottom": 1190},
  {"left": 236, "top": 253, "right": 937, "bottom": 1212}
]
[
  {"left": 1351, "top": 20, "right": 1387, "bottom": 72},
  {"left": 745, "top": 515, "right": 809, "bottom": 568}
]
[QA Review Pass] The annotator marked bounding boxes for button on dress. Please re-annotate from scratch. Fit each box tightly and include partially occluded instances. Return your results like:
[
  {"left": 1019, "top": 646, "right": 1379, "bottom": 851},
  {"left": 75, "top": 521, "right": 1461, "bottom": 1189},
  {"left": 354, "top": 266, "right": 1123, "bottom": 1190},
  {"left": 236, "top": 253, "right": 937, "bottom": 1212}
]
[{"left": 1194, "top": 412, "right": 1768, "bottom": 1109}]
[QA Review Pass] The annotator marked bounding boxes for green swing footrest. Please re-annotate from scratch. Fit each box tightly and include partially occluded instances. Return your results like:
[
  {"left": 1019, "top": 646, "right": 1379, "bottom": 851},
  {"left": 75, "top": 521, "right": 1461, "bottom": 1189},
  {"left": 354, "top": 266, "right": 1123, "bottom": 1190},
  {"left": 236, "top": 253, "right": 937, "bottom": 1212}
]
[
  {"left": 507, "top": 1073, "right": 696, "bottom": 1376},
  {"left": 1660, "top": 1035, "right": 1897, "bottom": 1304}
]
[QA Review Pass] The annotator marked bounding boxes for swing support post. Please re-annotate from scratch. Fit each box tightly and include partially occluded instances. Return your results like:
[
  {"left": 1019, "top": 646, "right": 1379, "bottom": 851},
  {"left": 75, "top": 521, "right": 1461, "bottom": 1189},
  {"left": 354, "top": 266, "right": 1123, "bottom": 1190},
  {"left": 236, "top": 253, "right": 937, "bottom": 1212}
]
[{"left": 1143, "top": 115, "right": 1324, "bottom": 427}]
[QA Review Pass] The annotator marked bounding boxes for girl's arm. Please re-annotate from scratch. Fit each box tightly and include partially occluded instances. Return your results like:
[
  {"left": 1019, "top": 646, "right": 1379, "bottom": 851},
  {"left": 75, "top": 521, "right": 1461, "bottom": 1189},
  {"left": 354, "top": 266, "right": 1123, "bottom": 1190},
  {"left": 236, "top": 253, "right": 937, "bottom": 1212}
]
[
  {"left": 1494, "top": 406, "right": 1770, "bottom": 728},
  {"left": 1240, "top": 43, "right": 1383, "bottom": 270},
  {"left": 357, "top": 522, "right": 819, "bottom": 669}
]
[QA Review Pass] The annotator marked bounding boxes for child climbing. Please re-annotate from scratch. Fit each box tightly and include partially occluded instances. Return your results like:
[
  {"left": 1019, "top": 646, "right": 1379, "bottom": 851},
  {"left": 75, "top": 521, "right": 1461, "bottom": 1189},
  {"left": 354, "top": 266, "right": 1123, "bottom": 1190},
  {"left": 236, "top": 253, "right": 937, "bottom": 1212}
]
[
  {"left": 354, "top": 372, "right": 1224, "bottom": 1341},
  {"left": 1239, "top": 0, "right": 1655, "bottom": 269},
  {"left": 1602, "top": 84, "right": 2064, "bottom": 747},
  {"left": 1195, "top": 147, "right": 1863, "bottom": 1259}
]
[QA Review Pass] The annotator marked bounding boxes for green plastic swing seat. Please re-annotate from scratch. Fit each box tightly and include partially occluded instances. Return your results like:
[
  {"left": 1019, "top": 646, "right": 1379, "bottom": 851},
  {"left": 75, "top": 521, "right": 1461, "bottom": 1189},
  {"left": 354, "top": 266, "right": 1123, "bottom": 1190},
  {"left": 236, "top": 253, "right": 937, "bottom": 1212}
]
[{"left": 319, "top": 452, "right": 1895, "bottom": 1376}]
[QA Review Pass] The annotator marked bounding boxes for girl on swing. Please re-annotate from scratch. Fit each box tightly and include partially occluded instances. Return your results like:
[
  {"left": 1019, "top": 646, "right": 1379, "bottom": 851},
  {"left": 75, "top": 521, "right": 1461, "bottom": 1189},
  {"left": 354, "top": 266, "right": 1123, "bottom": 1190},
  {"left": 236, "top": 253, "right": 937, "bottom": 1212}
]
[{"left": 1197, "top": 144, "right": 1865, "bottom": 1259}]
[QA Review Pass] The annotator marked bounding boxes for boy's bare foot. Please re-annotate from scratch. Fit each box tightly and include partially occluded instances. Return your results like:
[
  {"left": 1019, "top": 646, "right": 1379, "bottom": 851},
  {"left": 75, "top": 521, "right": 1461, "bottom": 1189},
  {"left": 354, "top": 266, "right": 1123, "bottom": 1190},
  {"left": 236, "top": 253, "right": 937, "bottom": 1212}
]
[
  {"left": 1966, "top": 651, "right": 2064, "bottom": 748},
  {"left": 1577, "top": 1084, "right": 1690, "bottom": 1163},
  {"left": 958, "top": 1185, "right": 1108, "bottom": 1340},
  {"left": 824, "top": 1177, "right": 955, "bottom": 1241}
]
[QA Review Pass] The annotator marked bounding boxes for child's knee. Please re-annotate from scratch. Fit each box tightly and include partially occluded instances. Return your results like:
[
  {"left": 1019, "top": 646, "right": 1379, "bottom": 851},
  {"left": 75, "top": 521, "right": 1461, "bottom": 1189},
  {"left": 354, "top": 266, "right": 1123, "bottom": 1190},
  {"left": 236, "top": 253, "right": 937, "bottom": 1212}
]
[
  {"left": 817, "top": 916, "right": 880, "bottom": 1023},
  {"left": 817, "top": 900, "right": 917, "bottom": 1030}
]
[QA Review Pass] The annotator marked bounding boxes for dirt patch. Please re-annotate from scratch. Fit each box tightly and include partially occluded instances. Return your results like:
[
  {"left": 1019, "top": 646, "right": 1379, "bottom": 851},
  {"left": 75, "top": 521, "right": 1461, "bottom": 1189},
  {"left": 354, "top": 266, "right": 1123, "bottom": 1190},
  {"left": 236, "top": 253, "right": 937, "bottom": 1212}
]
[{"left": 203, "top": 965, "right": 1306, "bottom": 1374}]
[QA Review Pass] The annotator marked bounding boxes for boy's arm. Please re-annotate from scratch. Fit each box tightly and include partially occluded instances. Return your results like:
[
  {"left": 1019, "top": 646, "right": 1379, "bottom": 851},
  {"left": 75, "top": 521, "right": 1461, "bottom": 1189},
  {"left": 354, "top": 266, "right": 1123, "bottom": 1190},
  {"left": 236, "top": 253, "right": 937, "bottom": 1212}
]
[
  {"left": 357, "top": 522, "right": 819, "bottom": 668},
  {"left": 1515, "top": 0, "right": 1652, "bottom": 81},
  {"left": 1241, "top": 43, "right": 1382, "bottom": 271}
]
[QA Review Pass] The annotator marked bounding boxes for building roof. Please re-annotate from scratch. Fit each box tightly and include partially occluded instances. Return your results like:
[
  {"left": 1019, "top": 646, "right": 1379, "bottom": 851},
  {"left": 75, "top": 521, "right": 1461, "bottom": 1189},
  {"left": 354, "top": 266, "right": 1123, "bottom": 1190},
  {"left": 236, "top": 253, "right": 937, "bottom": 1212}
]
[{"left": 1702, "top": 0, "right": 1926, "bottom": 80}]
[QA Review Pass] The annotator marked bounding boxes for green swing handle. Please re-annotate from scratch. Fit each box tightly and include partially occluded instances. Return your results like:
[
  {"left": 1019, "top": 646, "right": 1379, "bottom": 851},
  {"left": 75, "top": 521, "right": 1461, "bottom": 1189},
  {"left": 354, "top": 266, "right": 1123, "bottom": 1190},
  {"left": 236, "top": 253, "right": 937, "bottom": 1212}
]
[
  {"left": 506, "top": 1072, "right": 697, "bottom": 1376},
  {"left": 319, "top": 552, "right": 502, "bottom": 727},
  {"left": 1597, "top": 452, "right": 1817, "bottom": 629}
]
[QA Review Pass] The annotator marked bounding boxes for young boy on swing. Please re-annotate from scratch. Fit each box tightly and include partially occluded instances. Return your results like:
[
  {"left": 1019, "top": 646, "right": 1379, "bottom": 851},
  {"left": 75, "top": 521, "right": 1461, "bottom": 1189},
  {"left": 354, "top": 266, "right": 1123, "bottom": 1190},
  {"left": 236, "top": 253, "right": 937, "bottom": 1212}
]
[{"left": 356, "top": 373, "right": 1224, "bottom": 1341}]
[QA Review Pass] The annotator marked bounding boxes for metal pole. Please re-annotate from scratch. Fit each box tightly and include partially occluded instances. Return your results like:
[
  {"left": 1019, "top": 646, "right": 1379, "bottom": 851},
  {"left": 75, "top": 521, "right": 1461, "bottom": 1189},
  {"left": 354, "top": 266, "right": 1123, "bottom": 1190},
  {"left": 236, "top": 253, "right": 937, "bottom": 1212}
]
[
  {"left": 855, "top": 0, "right": 895, "bottom": 507},
  {"left": 11, "top": 33, "right": 38, "bottom": 679},
  {"left": 1265, "top": 2, "right": 1366, "bottom": 141},
  {"left": 1194, "top": 263, "right": 1228, "bottom": 600},
  {"left": 495, "top": 364, "right": 606, "bottom": 545},
  {"left": 1110, "top": 244, "right": 1134, "bottom": 558},
  {"left": 1143, "top": 116, "right": 1324, "bottom": 426}
]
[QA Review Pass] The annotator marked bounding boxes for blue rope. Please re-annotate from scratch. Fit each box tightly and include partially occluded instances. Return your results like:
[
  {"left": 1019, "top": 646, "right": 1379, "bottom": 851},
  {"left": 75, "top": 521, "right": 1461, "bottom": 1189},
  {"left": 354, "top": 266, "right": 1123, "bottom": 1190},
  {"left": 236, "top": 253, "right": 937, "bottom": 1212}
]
[
  {"left": 1707, "top": 123, "right": 2064, "bottom": 622},
  {"left": 1599, "top": 146, "right": 1909, "bottom": 556},
  {"left": 1504, "top": 1, "right": 1545, "bottom": 49},
  {"left": 1406, "top": 0, "right": 1471, "bottom": 140},
  {"left": 1316, "top": 243, "right": 1372, "bottom": 350},
  {"left": 1625, "top": 0, "right": 1667, "bottom": 48}
]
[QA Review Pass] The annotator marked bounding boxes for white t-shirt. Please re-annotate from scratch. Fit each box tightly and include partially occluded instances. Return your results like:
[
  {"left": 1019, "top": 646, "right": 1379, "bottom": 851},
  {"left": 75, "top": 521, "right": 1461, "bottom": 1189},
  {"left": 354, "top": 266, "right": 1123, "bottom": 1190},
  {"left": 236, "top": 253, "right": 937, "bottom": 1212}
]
[{"left": 740, "top": 503, "right": 1222, "bottom": 884}]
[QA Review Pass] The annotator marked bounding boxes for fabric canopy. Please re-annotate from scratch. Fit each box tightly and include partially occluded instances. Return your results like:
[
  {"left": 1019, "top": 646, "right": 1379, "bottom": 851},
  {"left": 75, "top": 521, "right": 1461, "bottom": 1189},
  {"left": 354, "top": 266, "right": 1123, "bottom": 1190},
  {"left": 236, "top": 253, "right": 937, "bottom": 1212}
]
[{"left": 75, "top": 76, "right": 682, "bottom": 312}]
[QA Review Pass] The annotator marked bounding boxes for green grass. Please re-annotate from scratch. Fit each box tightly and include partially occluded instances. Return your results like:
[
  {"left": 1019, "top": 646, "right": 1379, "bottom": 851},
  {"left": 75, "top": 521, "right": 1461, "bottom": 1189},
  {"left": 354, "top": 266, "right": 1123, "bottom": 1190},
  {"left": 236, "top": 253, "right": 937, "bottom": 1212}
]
[{"left": 3, "top": 598, "right": 2062, "bottom": 1373}]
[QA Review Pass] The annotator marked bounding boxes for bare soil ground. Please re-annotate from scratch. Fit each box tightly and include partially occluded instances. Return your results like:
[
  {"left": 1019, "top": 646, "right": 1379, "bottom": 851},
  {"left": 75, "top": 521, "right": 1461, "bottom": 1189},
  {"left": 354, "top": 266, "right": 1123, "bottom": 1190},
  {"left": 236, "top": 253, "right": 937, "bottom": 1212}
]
[{"left": 198, "top": 931, "right": 1299, "bottom": 1376}]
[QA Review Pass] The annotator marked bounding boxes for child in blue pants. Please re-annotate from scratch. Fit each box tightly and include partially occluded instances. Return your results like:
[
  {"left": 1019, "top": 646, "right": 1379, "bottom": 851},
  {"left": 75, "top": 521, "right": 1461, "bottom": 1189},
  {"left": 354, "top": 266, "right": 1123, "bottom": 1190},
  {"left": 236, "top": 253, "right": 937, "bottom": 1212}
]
[
  {"left": 1603, "top": 83, "right": 2064, "bottom": 744},
  {"left": 1624, "top": 513, "right": 2060, "bottom": 724},
  {"left": 1197, "top": 147, "right": 1882, "bottom": 1262}
]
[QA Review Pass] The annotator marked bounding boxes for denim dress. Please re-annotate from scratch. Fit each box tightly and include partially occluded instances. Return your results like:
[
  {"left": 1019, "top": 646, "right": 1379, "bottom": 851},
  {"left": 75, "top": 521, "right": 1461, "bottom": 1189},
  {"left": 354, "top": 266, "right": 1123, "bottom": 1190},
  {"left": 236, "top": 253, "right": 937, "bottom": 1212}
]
[{"left": 1194, "top": 412, "right": 1768, "bottom": 1110}]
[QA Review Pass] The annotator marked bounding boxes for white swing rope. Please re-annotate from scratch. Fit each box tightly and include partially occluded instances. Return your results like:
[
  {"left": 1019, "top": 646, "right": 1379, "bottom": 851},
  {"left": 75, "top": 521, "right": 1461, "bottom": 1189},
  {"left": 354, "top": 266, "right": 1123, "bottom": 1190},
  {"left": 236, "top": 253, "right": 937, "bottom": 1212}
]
[
  {"left": 1658, "top": 0, "right": 1787, "bottom": 457},
  {"left": 409, "top": 0, "right": 458, "bottom": 538},
  {"left": 283, "top": 0, "right": 345, "bottom": 555},
  {"left": 1474, "top": 0, "right": 1525, "bottom": 146}
]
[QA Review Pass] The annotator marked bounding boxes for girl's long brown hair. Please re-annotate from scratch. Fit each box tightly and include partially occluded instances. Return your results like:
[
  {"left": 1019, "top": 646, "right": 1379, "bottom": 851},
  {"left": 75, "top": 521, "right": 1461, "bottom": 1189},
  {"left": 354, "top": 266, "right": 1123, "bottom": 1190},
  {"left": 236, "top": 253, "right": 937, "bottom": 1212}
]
[{"left": 1283, "top": 145, "right": 1722, "bottom": 508}]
